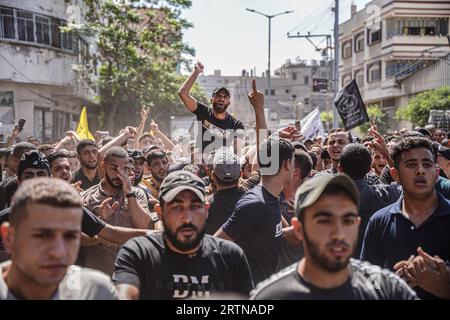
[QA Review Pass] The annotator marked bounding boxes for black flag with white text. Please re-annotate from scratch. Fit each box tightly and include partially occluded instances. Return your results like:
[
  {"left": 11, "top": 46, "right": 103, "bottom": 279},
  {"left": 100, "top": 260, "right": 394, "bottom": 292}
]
[{"left": 334, "top": 79, "right": 369, "bottom": 130}]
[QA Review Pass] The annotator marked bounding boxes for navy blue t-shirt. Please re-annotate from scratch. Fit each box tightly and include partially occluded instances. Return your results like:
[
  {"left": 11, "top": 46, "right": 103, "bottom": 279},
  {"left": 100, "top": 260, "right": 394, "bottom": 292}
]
[
  {"left": 221, "top": 185, "right": 283, "bottom": 285},
  {"left": 360, "top": 192, "right": 450, "bottom": 300}
]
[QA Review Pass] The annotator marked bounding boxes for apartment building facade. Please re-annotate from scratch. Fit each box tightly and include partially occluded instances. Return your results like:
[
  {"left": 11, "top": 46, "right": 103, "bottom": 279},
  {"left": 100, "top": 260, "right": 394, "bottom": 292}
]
[
  {"left": 0, "top": 0, "right": 94, "bottom": 142},
  {"left": 339, "top": 0, "right": 450, "bottom": 129}
]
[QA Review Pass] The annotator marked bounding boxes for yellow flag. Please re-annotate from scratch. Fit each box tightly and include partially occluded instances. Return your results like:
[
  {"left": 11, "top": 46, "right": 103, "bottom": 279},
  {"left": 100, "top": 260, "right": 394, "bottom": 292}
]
[{"left": 76, "top": 106, "right": 95, "bottom": 141}]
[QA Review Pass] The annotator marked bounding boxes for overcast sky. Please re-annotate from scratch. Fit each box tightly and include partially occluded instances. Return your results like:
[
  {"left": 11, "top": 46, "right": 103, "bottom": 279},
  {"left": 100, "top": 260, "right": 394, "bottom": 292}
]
[{"left": 181, "top": 0, "right": 372, "bottom": 76}]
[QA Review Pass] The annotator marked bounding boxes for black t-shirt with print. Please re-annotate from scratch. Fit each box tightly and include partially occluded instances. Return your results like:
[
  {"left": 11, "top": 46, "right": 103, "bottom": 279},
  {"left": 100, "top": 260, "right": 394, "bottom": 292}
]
[
  {"left": 193, "top": 102, "right": 244, "bottom": 155},
  {"left": 251, "top": 259, "right": 418, "bottom": 300},
  {"left": 112, "top": 232, "right": 254, "bottom": 300}
]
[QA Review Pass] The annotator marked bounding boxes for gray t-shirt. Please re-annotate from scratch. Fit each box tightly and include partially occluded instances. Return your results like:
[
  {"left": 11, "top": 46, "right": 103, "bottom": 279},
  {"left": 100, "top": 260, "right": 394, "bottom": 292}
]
[{"left": 0, "top": 262, "right": 118, "bottom": 300}]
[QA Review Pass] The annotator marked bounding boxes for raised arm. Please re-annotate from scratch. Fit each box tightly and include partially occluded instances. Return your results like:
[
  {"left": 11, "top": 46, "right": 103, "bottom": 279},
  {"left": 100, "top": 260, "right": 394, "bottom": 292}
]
[
  {"left": 132, "top": 106, "right": 150, "bottom": 149},
  {"left": 5, "top": 126, "right": 19, "bottom": 148},
  {"left": 247, "top": 79, "right": 267, "bottom": 164},
  {"left": 178, "top": 62, "right": 204, "bottom": 112},
  {"left": 150, "top": 120, "right": 174, "bottom": 151},
  {"left": 98, "top": 126, "right": 136, "bottom": 162}
]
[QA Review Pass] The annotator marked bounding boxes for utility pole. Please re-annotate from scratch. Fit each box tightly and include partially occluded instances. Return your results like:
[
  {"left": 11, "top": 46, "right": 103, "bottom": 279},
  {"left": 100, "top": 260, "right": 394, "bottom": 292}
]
[
  {"left": 287, "top": 33, "right": 333, "bottom": 118},
  {"left": 246, "top": 8, "right": 294, "bottom": 117},
  {"left": 333, "top": 0, "right": 339, "bottom": 129}
]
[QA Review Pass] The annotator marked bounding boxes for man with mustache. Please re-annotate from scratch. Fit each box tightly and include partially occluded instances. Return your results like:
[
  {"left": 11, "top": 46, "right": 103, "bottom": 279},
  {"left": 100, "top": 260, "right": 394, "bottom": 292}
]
[
  {"left": 113, "top": 171, "right": 253, "bottom": 299},
  {"left": 0, "top": 177, "right": 118, "bottom": 300},
  {"left": 80, "top": 147, "right": 152, "bottom": 275},
  {"left": 72, "top": 140, "right": 100, "bottom": 190},
  {"left": 361, "top": 137, "right": 450, "bottom": 299},
  {"left": 178, "top": 62, "right": 244, "bottom": 159},
  {"left": 316, "top": 129, "right": 380, "bottom": 185},
  {"left": 251, "top": 174, "right": 417, "bottom": 300}
]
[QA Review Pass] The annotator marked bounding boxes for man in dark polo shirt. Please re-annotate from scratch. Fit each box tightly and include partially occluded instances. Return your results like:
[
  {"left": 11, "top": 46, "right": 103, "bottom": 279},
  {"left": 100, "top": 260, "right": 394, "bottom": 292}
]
[
  {"left": 72, "top": 139, "right": 100, "bottom": 190},
  {"left": 361, "top": 137, "right": 450, "bottom": 300},
  {"left": 178, "top": 62, "right": 244, "bottom": 159}
]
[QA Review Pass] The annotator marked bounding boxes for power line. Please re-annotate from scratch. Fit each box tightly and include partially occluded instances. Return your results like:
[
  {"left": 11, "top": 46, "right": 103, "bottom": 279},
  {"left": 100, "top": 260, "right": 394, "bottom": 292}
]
[{"left": 287, "top": 0, "right": 332, "bottom": 35}]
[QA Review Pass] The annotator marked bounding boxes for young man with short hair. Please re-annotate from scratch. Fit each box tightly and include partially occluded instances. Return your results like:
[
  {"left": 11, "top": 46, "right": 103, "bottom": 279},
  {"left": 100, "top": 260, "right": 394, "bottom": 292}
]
[
  {"left": 141, "top": 149, "right": 170, "bottom": 199},
  {"left": 361, "top": 137, "right": 450, "bottom": 299},
  {"left": 251, "top": 174, "right": 417, "bottom": 300},
  {"left": 0, "top": 177, "right": 118, "bottom": 300},
  {"left": 73, "top": 139, "right": 100, "bottom": 190}
]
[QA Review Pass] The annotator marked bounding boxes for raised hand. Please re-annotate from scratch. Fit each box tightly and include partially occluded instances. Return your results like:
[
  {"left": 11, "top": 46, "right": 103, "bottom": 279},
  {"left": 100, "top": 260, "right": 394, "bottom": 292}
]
[
  {"left": 117, "top": 166, "right": 132, "bottom": 194},
  {"left": 278, "top": 125, "right": 302, "bottom": 141},
  {"left": 369, "top": 126, "right": 389, "bottom": 157},
  {"left": 140, "top": 105, "right": 150, "bottom": 120},
  {"left": 194, "top": 62, "right": 204, "bottom": 74},
  {"left": 71, "top": 180, "right": 84, "bottom": 193},
  {"left": 124, "top": 126, "right": 137, "bottom": 139},
  {"left": 247, "top": 79, "right": 264, "bottom": 110},
  {"left": 98, "top": 197, "right": 120, "bottom": 220},
  {"left": 150, "top": 120, "right": 159, "bottom": 136}
]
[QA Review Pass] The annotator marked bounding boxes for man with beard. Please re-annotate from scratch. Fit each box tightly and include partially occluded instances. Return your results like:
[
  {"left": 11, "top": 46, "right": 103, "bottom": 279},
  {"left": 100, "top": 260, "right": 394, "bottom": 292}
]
[
  {"left": 73, "top": 140, "right": 100, "bottom": 190},
  {"left": 80, "top": 147, "right": 152, "bottom": 275},
  {"left": 113, "top": 171, "right": 253, "bottom": 299},
  {"left": 127, "top": 149, "right": 146, "bottom": 187},
  {"left": 251, "top": 174, "right": 417, "bottom": 300},
  {"left": 178, "top": 62, "right": 244, "bottom": 158},
  {"left": 141, "top": 149, "right": 169, "bottom": 200},
  {"left": 361, "top": 137, "right": 450, "bottom": 300},
  {"left": 316, "top": 130, "right": 380, "bottom": 185}
]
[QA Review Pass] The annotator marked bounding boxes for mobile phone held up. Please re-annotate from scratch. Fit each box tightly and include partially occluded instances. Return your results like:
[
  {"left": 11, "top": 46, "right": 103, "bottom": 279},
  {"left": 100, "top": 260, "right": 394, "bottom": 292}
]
[{"left": 17, "top": 119, "right": 26, "bottom": 132}]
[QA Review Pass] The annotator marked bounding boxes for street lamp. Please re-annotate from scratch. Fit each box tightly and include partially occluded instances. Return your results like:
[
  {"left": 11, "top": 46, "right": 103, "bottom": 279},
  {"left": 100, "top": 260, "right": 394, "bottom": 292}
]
[{"left": 246, "top": 8, "right": 294, "bottom": 115}]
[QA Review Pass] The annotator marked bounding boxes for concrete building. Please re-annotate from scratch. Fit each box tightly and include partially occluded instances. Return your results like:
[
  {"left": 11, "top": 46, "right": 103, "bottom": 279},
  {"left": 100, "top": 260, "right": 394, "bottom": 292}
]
[
  {"left": 339, "top": 0, "right": 450, "bottom": 129},
  {"left": 197, "top": 59, "right": 334, "bottom": 129},
  {"left": 0, "top": 0, "right": 94, "bottom": 142}
]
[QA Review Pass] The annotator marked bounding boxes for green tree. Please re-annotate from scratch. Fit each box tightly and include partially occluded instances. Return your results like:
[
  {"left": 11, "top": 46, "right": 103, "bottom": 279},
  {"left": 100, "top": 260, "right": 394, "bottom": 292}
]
[
  {"left": 358, "top": 104, "right": 388, "bottom": 135},
  {"left": 320, "top": 111, "right": 333, "bottom": 131},
  {"left": 67, "top": 0, "right": 207, "bottom": 133},
  {"left": 396, "top": 85, "right": 450, "bottom": 127}
]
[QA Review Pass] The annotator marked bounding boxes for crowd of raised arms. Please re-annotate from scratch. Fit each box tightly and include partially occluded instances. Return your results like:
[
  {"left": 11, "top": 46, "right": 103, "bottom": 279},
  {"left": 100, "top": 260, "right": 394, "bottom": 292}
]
[{"left": 0, "top": 62, "right": 449, "bottom": 300}]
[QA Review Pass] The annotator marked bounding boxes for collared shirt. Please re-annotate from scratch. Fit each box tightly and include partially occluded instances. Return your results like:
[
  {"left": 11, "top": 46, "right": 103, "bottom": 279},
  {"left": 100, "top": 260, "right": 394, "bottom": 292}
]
[
  {"left": 79, "top": 181, "right": 150, "bottom": 276},
  {"left": 72, "top": 167, "right": 100, "bottom": 191},
  {"left": 353, "top": 179, "right": 402, "bottom": 256},
  {"left": 360, "top": 192, "right": 450, "bottom": 299},
  {"left": 141, "top": 177, "right": 160, "bottom": 200}
]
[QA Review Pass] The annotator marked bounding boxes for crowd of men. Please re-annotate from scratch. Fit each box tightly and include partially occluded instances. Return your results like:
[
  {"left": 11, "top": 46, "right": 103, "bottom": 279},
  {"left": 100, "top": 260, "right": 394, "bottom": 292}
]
[{"left": 0, "top": 62, "right": 449, "bottom": 300}]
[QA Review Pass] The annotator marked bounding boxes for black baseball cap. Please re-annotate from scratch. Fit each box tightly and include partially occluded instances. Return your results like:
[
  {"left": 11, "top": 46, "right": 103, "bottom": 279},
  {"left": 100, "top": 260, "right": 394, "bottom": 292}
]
[
  {"left": 159, "top": 171, "right": 206, "bottom": 203},
  {"left": 18, "top": 150, "right": 50, "bottom": 178},
  {"left": 294, "top": 174, "right": 359, "bottom": 218},
  {"left": 212, "top": 87, "right": 230, "bottom": 97},
  {"left": 127, "top": 149, "right": 145, "bottom": 161}
]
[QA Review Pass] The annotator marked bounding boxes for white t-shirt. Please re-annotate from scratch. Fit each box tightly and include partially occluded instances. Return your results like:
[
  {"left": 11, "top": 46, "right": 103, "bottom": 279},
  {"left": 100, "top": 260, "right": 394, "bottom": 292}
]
[{"left": 0, "top": 261, "right": 118, "bottom": 300}]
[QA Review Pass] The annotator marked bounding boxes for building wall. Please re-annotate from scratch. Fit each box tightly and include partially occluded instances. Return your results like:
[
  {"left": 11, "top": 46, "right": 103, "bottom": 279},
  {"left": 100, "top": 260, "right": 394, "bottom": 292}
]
[
  {"left": 339, "top": 0, "right": 450, "bottom": 130},
  {"left": 0, "top": 0, "right": 94, "bottom": 142},
  {"left": 197, "top": 61, "right": 334, "bottom": 129}
]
